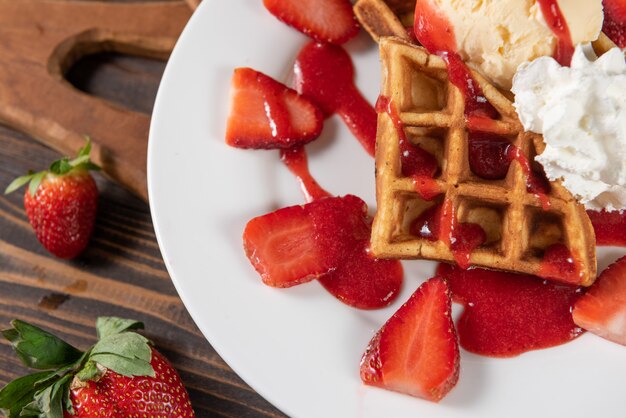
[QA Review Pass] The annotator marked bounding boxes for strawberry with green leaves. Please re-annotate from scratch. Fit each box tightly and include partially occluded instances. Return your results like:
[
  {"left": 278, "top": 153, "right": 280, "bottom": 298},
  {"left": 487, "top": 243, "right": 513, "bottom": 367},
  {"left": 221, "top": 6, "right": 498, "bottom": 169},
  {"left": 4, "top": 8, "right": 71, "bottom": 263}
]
[
  {"left": 5, "top": 139, "right": 99, "bottom": 259},
  {"left": 0, "top": 317, "right": 195, "bottom": 417}
]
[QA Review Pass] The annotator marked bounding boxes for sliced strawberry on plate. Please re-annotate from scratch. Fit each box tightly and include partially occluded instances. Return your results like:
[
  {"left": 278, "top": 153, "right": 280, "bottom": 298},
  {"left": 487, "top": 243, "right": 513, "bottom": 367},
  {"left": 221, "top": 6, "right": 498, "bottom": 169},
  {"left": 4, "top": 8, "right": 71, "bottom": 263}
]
[
  {"left": 243, "top": 204, "right": 332, "bottom": 287},
  {"left": 225, "top": 68, "right": 323, "bottom": 149},
  {"left": 603, "top": 0, "right": 626, "bottom": 48},
  {"left": 360, "top": 277, "right": 460, "bottom": 401},
  {"left": 263, "top": 0, "right": 359, "bottom": 45},
  {"left": 573, "top": 256, "right": 626, "bottom": 346}
]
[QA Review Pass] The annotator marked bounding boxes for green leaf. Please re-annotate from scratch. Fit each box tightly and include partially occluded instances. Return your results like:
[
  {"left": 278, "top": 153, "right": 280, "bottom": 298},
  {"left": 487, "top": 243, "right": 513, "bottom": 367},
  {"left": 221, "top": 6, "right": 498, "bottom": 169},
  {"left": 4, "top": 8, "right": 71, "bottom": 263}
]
[
  {"left": 88, "top": 331, "right": 154, "bottom": 377},
  {"left": 95, "top": 317, "right": 144, "bottom": 339},
  {"left": 4, "top": 174, "right": 33, "bottom": 195},
  {"left": 89, "top": 354, "right": 154, "bottom": 378},
  {"left": 92, "top": 332, "right": 151, "bottom": 360},
  {"left": 28, "top": 172, "right": 46, "bottom": 197},
  {"left": 74, "top": 360, "right": 101, "bottom": 382},
  {"left": 0, "top": 371, "right": 52, "bottom": 409},
  {"left": 78, "top": 137, "right": 91, "bottom": 158},
  {"left": 61, "top": 378, "right": 73, "bottom": 416},
  {"left": 2, "top": 320, "right": 83, "bottom": 370},
  {"left": 49, "top": 159, "right": 72, "bottom": 176},
  {"left": 68, "top": 155, "right": 89, "bottom": 168},
  {"left": 20, "top": 375, "right": 69, "bottom": 418}
]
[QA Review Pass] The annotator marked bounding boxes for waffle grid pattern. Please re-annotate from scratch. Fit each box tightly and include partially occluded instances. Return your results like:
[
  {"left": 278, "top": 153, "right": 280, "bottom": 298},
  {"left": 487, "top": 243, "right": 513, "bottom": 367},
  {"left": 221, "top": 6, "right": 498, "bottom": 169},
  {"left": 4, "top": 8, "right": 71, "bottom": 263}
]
[{"left": 371, "top": 38, "right": 596, "bottom": 285}]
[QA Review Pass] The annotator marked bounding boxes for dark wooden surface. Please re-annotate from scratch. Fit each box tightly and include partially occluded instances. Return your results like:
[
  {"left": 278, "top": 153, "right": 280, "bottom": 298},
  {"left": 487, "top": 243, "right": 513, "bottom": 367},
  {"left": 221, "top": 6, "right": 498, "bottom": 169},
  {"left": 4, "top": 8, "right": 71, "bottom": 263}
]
[{"left": 0, "top": 51, "right": 284, "bottom": 418}]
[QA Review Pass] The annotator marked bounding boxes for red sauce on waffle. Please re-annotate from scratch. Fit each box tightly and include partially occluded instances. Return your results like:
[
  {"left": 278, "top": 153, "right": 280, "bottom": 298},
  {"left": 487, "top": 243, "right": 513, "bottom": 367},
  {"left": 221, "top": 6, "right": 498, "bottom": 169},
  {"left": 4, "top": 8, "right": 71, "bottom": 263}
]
[
  {"left": 538, "top": 243, "right": 585, "bottom": 285},
  {"left": 507, "top": 146, "right": 552, "bottom": 210},
  {"left": 376, "top": 95, "right": 440, "bottom": 200},
  {"left": 410, "top": 199, "right": 486, "bottom": 269},
  {"left": 437, "top": 263, "right": 584, "bottom": 357},
  {"left": 413, "top": 0, "right": 498, "bottom": 120}
]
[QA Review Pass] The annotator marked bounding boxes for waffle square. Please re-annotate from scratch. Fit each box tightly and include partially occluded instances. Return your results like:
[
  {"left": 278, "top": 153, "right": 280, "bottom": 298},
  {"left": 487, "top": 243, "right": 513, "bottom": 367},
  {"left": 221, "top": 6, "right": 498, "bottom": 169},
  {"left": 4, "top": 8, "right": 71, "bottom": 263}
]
[{"left": 371, "top": 37, "right": 597, "bottom": 285}]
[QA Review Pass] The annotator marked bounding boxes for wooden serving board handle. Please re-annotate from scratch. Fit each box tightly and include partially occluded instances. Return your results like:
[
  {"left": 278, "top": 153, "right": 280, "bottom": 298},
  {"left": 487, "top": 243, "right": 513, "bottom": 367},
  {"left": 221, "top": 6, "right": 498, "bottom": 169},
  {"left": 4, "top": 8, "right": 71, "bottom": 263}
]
[{"left": 0, "top": 0, "right": 193, "bottom": 201}]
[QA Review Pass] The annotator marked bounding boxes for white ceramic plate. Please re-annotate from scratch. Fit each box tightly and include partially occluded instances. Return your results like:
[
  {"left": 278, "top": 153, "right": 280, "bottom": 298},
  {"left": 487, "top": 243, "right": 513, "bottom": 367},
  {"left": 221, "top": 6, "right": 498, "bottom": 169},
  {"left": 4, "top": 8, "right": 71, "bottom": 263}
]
[{"left": 148, "top": 2, "right": 626, "bottom": 417}]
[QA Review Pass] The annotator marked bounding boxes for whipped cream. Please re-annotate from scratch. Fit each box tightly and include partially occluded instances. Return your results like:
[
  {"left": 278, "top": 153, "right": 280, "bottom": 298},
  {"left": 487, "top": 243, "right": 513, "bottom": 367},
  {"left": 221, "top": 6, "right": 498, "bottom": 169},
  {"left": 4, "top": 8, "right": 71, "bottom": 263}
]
[{"left": 512, "top": 45, "right": 626, "bottom": 212}]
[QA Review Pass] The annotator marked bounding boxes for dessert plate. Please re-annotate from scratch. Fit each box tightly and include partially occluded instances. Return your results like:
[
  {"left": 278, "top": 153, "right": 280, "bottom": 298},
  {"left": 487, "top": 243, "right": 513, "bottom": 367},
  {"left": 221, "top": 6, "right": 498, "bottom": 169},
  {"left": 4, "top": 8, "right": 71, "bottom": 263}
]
[{"left": 147, "top": 1, "right": 626, "bottom": 417}]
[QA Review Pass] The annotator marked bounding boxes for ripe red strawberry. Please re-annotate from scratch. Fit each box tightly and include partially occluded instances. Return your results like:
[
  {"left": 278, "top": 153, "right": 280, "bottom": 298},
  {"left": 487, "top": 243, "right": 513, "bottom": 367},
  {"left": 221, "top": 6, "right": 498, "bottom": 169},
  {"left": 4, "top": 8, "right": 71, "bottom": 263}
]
[
  {"left": 225, "top": 68, "right": 323, "bottom": 149},
  {"left": 573, "top": 256, "right": 626, "bottom": 346},
  {"left": 0, "top": 317, "right": 194, "bottom": 417},
  {"left": 243, "top": 204, "right": 333, "bottom": 287},
  {"left": 360, "top": 277, "right": 460, "bottom": 401},
  {"left": 263, "top": 0, "right": 359, "bottom": 45},
  {"left": 5, "top": 139, "right": 99, "bottom": 259},
  {"left": 603, "top": 0, "right": 626, "bottom": 48}
]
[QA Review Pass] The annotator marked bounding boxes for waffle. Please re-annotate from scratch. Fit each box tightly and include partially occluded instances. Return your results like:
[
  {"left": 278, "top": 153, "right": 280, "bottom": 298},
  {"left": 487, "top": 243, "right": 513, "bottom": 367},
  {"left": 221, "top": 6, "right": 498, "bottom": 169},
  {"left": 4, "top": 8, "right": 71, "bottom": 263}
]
[
  {"left": 353, "top": 0, "right": 413, "bottom": 42},
  {"left": 371, "top": 37, "right": 597, "bottom": 285}
]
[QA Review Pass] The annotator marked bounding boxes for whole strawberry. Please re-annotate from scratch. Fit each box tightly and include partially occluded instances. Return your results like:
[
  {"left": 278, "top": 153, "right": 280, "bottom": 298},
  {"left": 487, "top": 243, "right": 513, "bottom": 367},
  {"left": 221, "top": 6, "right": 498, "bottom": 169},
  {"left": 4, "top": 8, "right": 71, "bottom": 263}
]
[
  {"left": 0, "top": 317, "right": 195, "bottom": 417},
  {"left": 4, "top": 138, "right": 99, "bottom": 259}
]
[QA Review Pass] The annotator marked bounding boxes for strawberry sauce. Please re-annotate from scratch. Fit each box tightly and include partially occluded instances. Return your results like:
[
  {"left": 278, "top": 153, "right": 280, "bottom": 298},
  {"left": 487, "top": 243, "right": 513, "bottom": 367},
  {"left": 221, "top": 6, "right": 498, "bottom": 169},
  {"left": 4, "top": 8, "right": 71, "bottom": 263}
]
[
  {"left": 468, "top": 133, "right": 512, "bottom": 180},
  {"left": 280, "top": 147, "right": 332, "bottom": 203},
  {"left": 437, "top": 263, "right": 584, "bottom": 357},
  {"left": 587, "top": 210, "right": 626, "bottom": 246},
  {"left": 507, "top": 146, "right": 552, "bottom": 210},
  {"left": 413, "top": 1, "right": 498, "bottom": 120},
  {"left": 376, "top": 95, "right": 440, "bottom": 200},
  {"left": 410, "top": 200, "right": 486, "bottom": 269},
  {"left": 536, "top": 0, "right": 575, "bottom": 65},
  {"left": 279, "top": 146, "right": 403, "bottom": 309},
  {"left": 538, "top": 243, "right": 584, "bottom": 285},
  {"left": 294, "top": 42, "right": 377, "bottom": 157}
]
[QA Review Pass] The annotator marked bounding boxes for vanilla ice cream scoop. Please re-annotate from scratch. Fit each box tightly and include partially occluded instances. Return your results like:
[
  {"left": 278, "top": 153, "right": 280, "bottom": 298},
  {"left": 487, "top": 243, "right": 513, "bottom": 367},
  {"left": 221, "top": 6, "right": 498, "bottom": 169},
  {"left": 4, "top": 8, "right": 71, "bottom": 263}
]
[
  {"left": 512, "top": 45, "right": 626, "bottom": 212},
  {"left": 426, "top": 0, "right": 603, "bottom": 89}
]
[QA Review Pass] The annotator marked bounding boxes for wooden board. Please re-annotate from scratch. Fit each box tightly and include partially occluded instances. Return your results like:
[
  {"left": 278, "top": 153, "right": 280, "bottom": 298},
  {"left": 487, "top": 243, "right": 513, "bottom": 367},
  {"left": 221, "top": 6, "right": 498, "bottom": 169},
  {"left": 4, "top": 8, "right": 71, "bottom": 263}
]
[
  {"left": 0, "top": 53, "right": 283, "bottom": 417},
  {"left": 0, "top": 0, "right": 192, "bottom": 201}
]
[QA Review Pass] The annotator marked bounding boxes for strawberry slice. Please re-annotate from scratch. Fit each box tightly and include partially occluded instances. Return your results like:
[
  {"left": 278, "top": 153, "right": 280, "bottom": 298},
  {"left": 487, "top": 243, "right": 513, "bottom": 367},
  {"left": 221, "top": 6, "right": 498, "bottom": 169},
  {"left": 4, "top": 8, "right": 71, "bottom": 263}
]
[
  {"left": 603, "top": 0, "right": 626, "bottom": 48},
  {"left": 263, "top": 0, "right": 359, "bottom": 45},
  {"left": 573, "top": 256, "right": 626, "bottom": 346},
  {"left": 243, "top": 204, "right": 332, "bottom": 287},
  {"left": 243, "top": 195, "right": 403, "bottom": 307},
  {"left": 360, "top": 277, "right": 460, "bottom": 401},
  {"left": 225, "top": 68, "right": 323, "bottom": 149}
]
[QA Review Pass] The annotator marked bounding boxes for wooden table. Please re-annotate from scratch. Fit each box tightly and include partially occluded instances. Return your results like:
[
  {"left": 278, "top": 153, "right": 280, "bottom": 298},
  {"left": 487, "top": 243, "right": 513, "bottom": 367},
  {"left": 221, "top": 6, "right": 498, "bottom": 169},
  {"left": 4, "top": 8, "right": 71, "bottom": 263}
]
[{"left": 0, "top": 47, "right": 284, "bottom": 418}]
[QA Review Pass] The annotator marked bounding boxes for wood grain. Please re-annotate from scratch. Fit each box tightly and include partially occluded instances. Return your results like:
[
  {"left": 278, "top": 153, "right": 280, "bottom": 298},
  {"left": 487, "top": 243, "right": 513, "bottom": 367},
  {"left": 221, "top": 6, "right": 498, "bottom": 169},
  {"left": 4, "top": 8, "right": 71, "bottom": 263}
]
[
  {"left": 0, "top": 42, "right": 284, "bottom": 418},
  {"left": 0, "top": 0, "right": 192, "bottom": 201}
]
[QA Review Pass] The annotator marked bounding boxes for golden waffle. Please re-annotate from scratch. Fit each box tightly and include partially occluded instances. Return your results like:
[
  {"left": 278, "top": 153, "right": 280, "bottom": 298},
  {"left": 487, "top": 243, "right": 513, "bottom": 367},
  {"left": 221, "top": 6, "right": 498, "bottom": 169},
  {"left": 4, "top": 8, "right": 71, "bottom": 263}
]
[
  {"left": 371, "top": 37, "right": 597, "bottom": 285},
  {"left": 353, "top": 0, "right": 413, "bottom": 42}
]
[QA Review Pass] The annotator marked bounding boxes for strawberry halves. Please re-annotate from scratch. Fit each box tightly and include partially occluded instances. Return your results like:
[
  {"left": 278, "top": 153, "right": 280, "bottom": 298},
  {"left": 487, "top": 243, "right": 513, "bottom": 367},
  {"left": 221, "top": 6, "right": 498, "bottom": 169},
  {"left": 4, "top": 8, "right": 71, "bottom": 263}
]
[
  {"left": 360, "top": 277, "right": 460, "bottom": 401},
  {"left": 226, "top": 68, "right": 323, "bottom": 149},
  {"left": 573, "top": 256, "right": 626, "bottom": 346},
  {"left": 263, "top": 0, "right": 359, "bottom": 45}
]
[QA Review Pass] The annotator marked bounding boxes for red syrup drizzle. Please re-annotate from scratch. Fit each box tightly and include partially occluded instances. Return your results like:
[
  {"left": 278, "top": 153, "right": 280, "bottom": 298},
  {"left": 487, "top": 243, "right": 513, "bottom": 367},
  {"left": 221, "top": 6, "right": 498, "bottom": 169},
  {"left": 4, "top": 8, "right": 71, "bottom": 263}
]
[
  {"left": 280, "top": 146, "right": 331, "bottom": 203},
  {"left": 279, "top": 146, "right": 403, "bottom": 309},
  {"left": 587, "top": 210, "right": 626, "bottom": 246},
  {"left": 375, "top": 95, "right": 440, "bottom": 200},
  {"left": 507, "top": 146, "right": 552, "bottom": 210},
  {"left": 410, "top": 200, "right": 486, "bottom": 269},
  {"left": 536, "top": 0, "right": 575, "bottom": 65},
  {"left": 413, "top": 1, "right": 498, "bottom": 121},
  {"left": 538, "top": 243, "right": 585, "bottom": 285},
  {"left": 437, "top": 263, "right": 584, "bottom": 357},
  {"left": 294, "top": 42, "right": 377, "bottom": 157}
]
